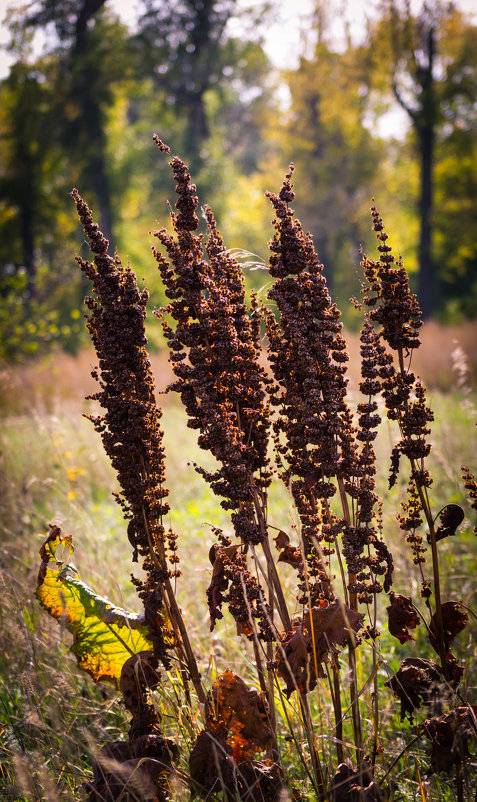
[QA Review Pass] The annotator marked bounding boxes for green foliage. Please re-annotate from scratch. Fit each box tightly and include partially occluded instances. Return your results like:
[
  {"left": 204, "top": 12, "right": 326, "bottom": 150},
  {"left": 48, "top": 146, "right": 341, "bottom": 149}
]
[
  {"left": 366, "top": 1, "right": 477, "bottom": 319},
  {"left": 278, "top": 39, "right": 382, "bottom": 312},
  {"left": 0, "top": 0, "right": 475, "bottom": 352}
]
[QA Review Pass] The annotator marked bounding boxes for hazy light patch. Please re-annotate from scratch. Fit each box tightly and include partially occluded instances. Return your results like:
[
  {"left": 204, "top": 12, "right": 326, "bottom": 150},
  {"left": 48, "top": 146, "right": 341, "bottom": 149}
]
[
  {"left": 109, "top": 0, "right": 141, "bottom": 29},
  {"left": 365, "top": 103, "right": 411, "bottom": 141}
]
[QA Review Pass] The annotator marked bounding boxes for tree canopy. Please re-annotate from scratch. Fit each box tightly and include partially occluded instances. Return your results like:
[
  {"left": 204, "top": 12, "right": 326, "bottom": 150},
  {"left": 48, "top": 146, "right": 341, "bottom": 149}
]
[{"left": 0, "top": 0, "right": 475, "bottom": 359}]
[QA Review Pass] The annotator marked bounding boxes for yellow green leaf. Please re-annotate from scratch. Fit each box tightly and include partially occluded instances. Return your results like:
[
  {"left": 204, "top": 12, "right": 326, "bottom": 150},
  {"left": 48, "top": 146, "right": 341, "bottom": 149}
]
[{"left": 36, "top": 526, "right": 152, "bottom": 686}]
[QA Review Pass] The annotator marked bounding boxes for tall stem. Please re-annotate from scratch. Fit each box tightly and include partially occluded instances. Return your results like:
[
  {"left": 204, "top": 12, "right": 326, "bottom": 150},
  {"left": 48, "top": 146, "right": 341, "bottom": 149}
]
[
  {"left": 142, "top": 503, "right": 206, "bottom": 707},
  {"left": 337, "top": 475, "right": 363, "bottom": 758},
  {"left": 396, "top": 346, "right": 447, "bottom": 676},
  {"left": 300, "top": 695, "right": 327, "bottom": 801},
  {"left": 332, "top": 662, "right": 344, "bottom": 764},
  {"left": 251, "top": 485, "right": 291, "bottom": 632}
]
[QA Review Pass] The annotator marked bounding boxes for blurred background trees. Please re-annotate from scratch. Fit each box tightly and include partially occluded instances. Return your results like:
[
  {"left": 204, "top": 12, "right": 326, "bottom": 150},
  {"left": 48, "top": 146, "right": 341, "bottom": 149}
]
[{"left": 0, "top": 0, "right": 475, "bottom": 360}]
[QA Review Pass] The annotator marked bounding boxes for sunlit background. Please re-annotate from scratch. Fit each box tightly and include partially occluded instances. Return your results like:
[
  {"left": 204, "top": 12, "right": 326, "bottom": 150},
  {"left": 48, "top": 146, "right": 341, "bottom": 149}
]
[{"left": 0, "top": 0, "right": 476, "bottom": 363}]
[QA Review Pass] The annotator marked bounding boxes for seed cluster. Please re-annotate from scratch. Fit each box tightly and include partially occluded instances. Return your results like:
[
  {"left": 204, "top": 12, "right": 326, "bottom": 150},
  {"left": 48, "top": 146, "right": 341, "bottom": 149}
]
[
  {"left": 265, "top": 169, "right": 392, "bottom": 603},
  {"left": 152, "top": 139, "right": 275, "bottom": 640},
  {"left": 361, "top": 204, "right": 433, "bottom": 490},
  {"left": 72, "top": 189, "right": 174, "bottom": 668},
  {"left": 359, "top": 203, "right": 438, "bottom": 607},
  {"left": 398, "top": 478, "right": 427, "bottom": 568},
  {"left": 462, "top": 466, "right": 477, "bottom": 536},
  {"left": 152, "top": 138, "right": 271, "bottom": 546}
]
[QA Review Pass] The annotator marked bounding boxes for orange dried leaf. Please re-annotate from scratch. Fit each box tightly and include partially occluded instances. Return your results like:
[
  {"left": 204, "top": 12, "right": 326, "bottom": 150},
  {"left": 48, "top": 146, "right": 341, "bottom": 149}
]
[{"left": 211, "top": 669, "right": 272, "bottom": 758}]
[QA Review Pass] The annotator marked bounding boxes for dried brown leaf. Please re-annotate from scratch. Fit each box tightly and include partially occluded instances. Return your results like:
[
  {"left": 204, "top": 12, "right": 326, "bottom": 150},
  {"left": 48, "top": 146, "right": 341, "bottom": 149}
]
[
  {"left": 119, "top": 652, "right": 160, "bottom": 713},
  {"left": 428, "top": 601, "right": 468, "bottom": 653},
  {"left": 277, "top": 545, "right": 303, "bottom": 569},
  {"left": 385, "top": 657, "right": 443, "bottom": 720},
  {"left": 277, "top": 624, "right": 313, "bottom": 696},
  {"left": 235, "top": 760, "right": 283, "bottom": 800},
  {"left": 189, "top": 729, "right": 233, "bottom": 796},
  {"left": 305, "top": 600, "right": 364, "bottom": 648},
  {"left": 434, "top": 504, "right": 465, "bottom": 542},
  {"left": 386, "top": 592, "right": 420, "bottom": 643},
  {"left": 211, "top": 669, "right": 273, "bottom": 755},
  {"left": 277, "top": 600, "right": 364, "bottom": 696},
  {"left": 273, "top": 530, "right": 290, "bottom": 549},
  {"left": 423, "top": 706, "right": 477, "bottom": 774},
  {"left": 330, "top": 760, "right": 383, "bottom": 801},
  {"left": 206, "top": 544, "right": 240, "bottom": 630}
]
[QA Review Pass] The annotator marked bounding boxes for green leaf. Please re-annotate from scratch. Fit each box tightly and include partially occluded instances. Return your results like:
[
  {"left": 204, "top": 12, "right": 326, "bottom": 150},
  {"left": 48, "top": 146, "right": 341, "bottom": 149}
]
[{"left": 36, "top": 526, "right": 152, "bottom": 686}]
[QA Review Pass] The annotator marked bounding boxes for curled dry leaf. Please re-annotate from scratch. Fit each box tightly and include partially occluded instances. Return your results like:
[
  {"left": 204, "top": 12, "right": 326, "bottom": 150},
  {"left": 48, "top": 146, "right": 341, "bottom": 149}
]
[
  {"left": 87, "top": 756, "right": 172, "bottom": 802},
  {"left": 274, "top": 530, "right": 303, "bottom": 570},
  {"left": 433, "top": 503, "right": 465, "bottom": 542},
  {"left": 386, "top": 592, "right": 420, "bottom": 643},
  {"left": 385, "top": 657, "right": 443, "bottom": 721},
  {"left": 428, "top": 601, "right": 468, "bottom": 653},
  {"left": 189, "top": 670, "right": 278, "bottom": 798},
  {"left": 277, "top": 625, "right": 311, "bottom": 696},
  {"left": 207, "top": 544, "right": 240, "bottom": 630},
  {"left": 277, "top": 600, "right": 364, "bottom": 696},
  {"left": 423, "top": 706, "right": 477, "bottom": 774},
  {"left": 273, "top": 530, "right": 290, "bottom": 550},
  {"left": 211, "top": 669, "right": 273, "bottom": 757},
  {"left": 234, "top": 759, "right": 283, "bottom": 801},
  {"left": 88, "top": 731, "right": 179, "bottom": 801},
  {"left": 330, "top": 760, "right": 384, "bottom": 801},
  {"left": 189, "top": 728, "right": 233, "bottom": 796},
  {"left": 278, "top": 545, "right": 303, "bottom": 570},
  {"left": 119, "top": 652, "right": 160, "bottom": 713}
]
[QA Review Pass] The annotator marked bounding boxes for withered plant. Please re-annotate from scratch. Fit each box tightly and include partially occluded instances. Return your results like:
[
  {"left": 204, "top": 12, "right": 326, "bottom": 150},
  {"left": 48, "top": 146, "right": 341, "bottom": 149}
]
[{"left": 36, "top": 140, "right": 476, "bottom": 801}]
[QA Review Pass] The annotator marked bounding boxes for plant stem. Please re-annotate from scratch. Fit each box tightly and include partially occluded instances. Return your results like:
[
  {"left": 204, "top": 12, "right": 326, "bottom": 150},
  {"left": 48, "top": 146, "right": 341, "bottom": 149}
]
[
  {"left": 142, "top": 504, "right": 207, "bottom": 707},
  {"left": 337, "top": 475, "right": 363, "bottom": 759},
  {"left": 331, "top": 662, "right": 344, "bottom": 764},
  {"left": 251, "top": 485, "right": 292, "bottom": 632},
  {"left": 396, "top": 343, "right": 447, "bottom": 677},
  {"left": 300, "top": 694, "right": 327, "bottom": 801}
]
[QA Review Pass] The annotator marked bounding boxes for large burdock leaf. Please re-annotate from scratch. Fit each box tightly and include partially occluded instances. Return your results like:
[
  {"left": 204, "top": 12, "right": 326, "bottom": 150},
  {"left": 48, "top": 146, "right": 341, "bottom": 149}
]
[{"left": 36, "top": 526, "right": 152, "bottom": 686}]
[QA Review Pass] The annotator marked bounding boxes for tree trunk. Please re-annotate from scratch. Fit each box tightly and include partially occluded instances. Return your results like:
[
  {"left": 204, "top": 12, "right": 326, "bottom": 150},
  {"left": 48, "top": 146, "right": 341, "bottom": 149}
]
[
  {"left": 73, "top": 0, "right": 113, "bottom": 250},
  {"left": 185, "top": 90, "right": 209, "bottom": 175},
  {"left": 417, "top": 122, "right": 434, "bottom": 319},
  {"left": 21, "top": 201, "right": 36, "bottom": 301}
]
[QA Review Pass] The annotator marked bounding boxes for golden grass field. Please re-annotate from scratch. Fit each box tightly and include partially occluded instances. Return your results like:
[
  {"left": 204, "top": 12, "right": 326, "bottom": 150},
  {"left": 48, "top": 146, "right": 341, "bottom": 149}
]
[{"left": 0, "top": 320, "right": 476, "bottom": 800}]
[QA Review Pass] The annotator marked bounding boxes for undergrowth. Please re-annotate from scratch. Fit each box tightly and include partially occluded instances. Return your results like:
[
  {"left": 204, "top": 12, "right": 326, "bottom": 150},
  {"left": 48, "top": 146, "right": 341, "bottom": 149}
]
[{"left": 0, "top": 139, "right": 476, "bottom": 801}]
